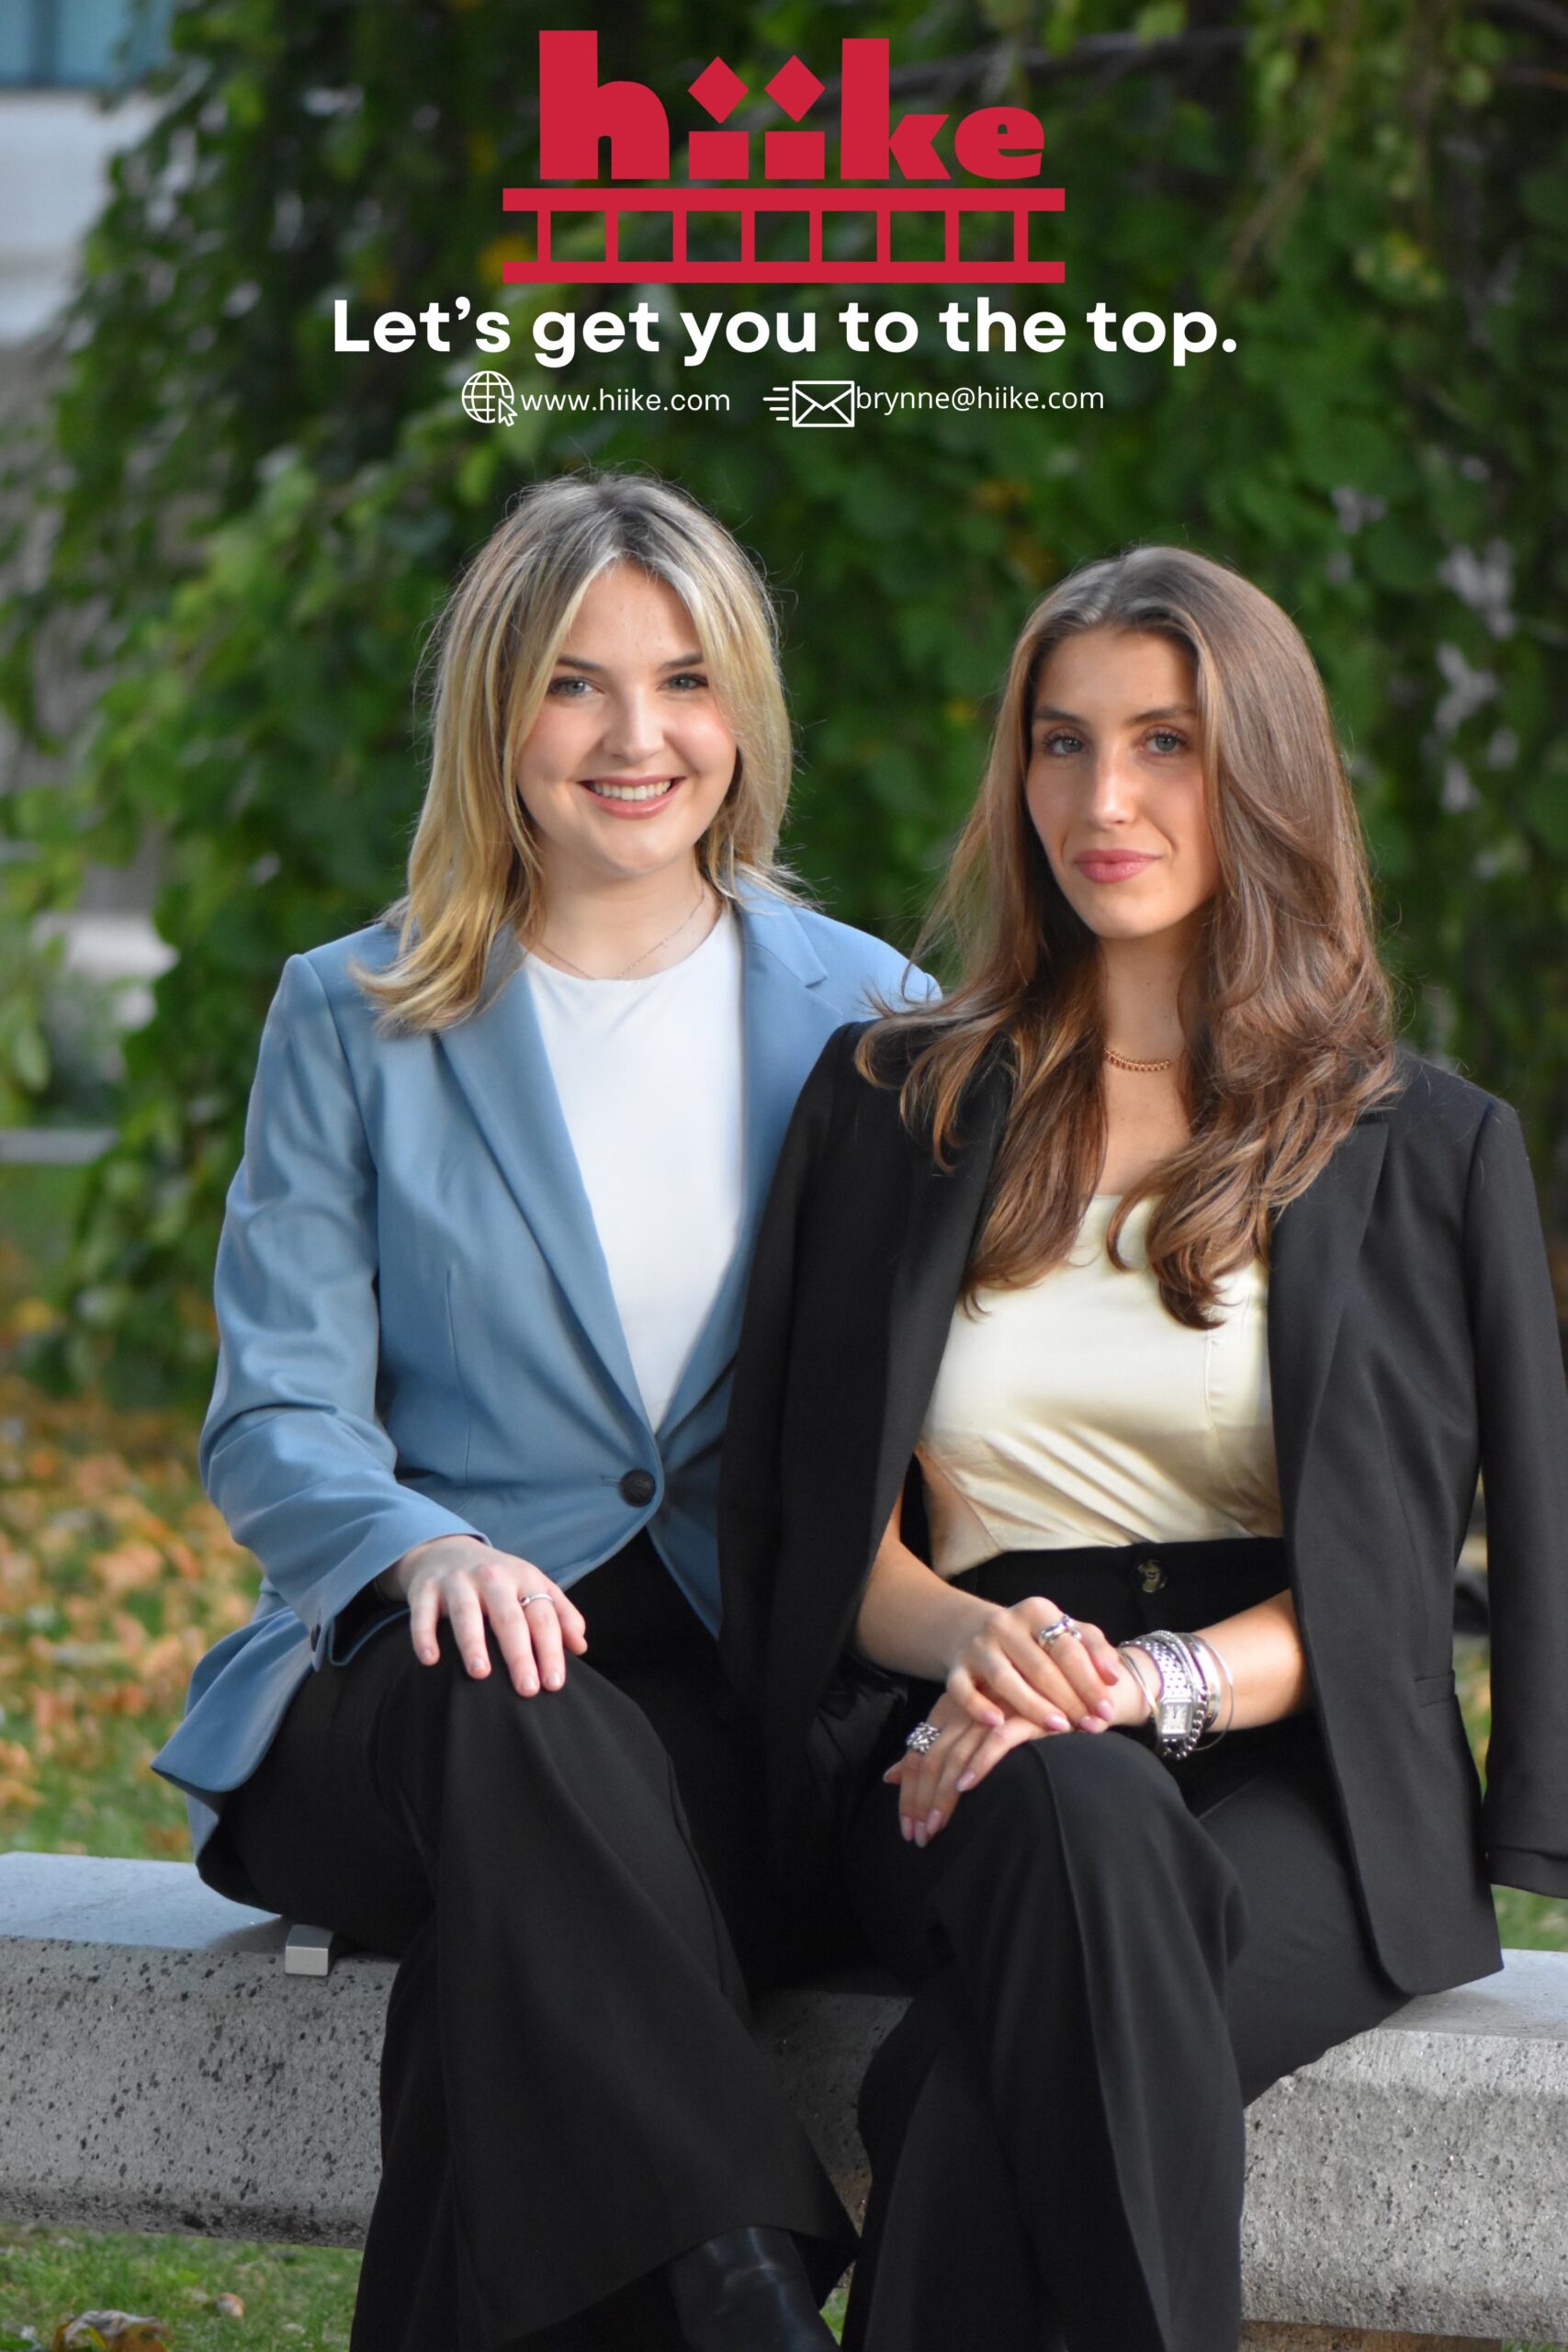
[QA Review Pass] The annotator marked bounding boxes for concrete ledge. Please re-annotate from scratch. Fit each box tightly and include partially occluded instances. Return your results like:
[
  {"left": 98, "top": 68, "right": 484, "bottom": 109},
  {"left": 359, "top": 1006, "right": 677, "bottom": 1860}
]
[
  {"left": 1239, "top": 1953, "right": 1568, "bottom": 2342},
  {"left": 0, "top": 1855, "right": 379, "bottom": 2244},
  {"left": 1240, "top": 2334, "right": 1499, "bottom": 2350},
  {"left": 2, "top": 1854, "right": 1564, "bottom": 2346}
]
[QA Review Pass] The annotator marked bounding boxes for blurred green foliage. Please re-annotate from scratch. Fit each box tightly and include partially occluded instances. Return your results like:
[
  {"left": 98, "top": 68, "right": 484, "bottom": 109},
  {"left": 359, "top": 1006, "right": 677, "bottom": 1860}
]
[
  {"left": 0, "top": 922, "right": 60, "bottom": 1127},
  {"left": 1, "top": 0, "right": 1565, "bottom": 1397},
  {"left": 0, "top": 916, "right": 125, "bottom": 1131}
]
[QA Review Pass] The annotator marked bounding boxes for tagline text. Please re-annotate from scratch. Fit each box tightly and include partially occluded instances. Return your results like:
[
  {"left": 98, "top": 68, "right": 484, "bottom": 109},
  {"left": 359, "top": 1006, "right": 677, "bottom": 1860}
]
[{"left": 332, "top": 298, "right": 1237, "bottom": 371}]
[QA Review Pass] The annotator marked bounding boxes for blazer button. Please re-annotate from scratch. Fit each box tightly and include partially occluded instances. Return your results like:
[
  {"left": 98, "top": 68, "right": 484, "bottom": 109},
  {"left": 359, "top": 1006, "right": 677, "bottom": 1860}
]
[
  {"left": 618, "top": 1468, "right": 657, "bottom": 1508},
  {"left": 1138, "top": 1556, "right": 1167, "bottom": 1595}
]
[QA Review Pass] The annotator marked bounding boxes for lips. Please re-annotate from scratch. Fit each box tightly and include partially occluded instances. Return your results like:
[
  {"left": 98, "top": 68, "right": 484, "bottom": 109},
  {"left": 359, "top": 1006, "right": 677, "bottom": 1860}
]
[
  {"left": 581, "top": 776, "right": 681, "bottom": 804},
  {"left": 1074, "top": 851, "right": 1159, "bottom": 883}
]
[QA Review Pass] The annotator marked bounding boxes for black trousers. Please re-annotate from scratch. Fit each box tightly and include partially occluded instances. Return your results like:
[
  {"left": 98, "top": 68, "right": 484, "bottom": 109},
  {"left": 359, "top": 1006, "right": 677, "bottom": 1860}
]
[
  {"left": 198, "top": 1538, "right": 854, "bottom": 2352},
  {"left": 840, "top": 1534, "right": 1413, "bottom": 2352}
]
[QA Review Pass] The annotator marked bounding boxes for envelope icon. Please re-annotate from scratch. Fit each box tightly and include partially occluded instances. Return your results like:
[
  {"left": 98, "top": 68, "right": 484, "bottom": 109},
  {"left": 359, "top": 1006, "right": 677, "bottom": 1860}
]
[{"left": 791, "top": 379, "right": 856, "bottom": 427}]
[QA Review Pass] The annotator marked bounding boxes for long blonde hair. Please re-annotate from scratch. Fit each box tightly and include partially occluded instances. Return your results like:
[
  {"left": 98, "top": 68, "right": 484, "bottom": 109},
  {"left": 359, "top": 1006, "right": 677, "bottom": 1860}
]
[
  {"left": 858, "top": 545, "right": 1403, "bottom": 1327},
  {"left": 353, "top": 470, "right": 801, "bottom": 1029}
]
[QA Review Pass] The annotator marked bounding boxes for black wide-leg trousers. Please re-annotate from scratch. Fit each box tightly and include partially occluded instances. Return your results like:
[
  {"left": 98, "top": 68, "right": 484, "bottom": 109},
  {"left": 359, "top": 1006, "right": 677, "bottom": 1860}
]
[
  {"left": 197, "top": 1538, "right": 854, "bottom": 2352},
  {"left": 840, "top": 1535, "right": 1413, "bottom": 2352}
]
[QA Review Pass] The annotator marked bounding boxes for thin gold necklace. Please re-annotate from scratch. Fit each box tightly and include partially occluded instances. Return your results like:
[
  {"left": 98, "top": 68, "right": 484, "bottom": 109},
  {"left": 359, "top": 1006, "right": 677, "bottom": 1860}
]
[
  {"left": 536, "top": 887, "right": 710, "bottom": 982},
  {"left": 1104, "top": 1046, "right": 1177, "bottom": 1073}
]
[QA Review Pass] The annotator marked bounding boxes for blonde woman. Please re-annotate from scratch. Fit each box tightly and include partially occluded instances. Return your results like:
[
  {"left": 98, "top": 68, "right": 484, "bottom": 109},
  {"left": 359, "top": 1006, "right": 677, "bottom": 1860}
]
[
  {"left": 154, "top": 473, "right": 930, "bottom": 2351},
  {"left": 720, "top": 547, "right": 1568, "bottom": 2351}
]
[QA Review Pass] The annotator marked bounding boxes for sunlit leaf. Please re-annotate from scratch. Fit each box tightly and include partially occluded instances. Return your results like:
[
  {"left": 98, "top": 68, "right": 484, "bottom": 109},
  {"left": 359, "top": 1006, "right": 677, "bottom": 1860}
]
[{"left": 51, "top": 2318, "right": 169, "bottom": 2352}]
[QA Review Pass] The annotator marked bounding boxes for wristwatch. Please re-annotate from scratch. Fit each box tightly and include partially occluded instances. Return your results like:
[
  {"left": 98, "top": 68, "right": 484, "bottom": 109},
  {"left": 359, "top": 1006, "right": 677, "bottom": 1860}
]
[{"left": 1123, "top": 1634, "right": 1206, "bottom": 1759}]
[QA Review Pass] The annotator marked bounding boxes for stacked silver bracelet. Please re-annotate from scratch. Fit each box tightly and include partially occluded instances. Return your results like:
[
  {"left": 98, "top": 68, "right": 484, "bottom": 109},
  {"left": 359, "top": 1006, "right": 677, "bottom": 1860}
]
[{"left": 1117, "top": 1630, "right": 1235, "bottom": 1761}]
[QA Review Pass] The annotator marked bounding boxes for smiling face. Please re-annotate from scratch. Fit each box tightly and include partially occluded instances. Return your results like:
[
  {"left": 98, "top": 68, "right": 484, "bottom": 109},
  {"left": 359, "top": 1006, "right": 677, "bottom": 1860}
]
[
  {"left": 1024, "top": 626, "right": 1221, "bottom": 952},
  {"left": 513, "top": 562, "right": 739, "bottom": 895}
]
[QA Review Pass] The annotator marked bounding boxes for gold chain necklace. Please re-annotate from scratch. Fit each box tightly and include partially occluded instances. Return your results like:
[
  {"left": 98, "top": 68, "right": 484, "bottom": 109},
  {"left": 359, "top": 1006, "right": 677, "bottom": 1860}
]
[
  {"left": 1103, "top": 1046, "right": 1177, "bottom": 1073},
  {"left": 536, "top": 888, "right": 709, "bottom": 982}
]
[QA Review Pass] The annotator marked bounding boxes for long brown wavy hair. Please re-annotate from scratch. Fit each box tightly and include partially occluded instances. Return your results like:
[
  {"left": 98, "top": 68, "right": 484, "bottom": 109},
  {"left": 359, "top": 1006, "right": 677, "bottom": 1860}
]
[{"left": 857, "top": 545, "right": 1403, "bottom": 1328}]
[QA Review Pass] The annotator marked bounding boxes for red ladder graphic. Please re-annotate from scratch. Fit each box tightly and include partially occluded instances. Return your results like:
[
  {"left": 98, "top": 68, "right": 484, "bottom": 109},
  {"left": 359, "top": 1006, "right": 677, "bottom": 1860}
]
[{"left": 502, "top": 187, "right": 1066, "bottom": 285}]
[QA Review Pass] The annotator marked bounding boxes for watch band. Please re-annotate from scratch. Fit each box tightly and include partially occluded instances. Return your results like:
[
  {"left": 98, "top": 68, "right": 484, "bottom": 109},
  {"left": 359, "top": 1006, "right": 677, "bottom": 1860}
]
[{"left": 1122, "top": 1634, "right": 1207, "bottom": 1759}]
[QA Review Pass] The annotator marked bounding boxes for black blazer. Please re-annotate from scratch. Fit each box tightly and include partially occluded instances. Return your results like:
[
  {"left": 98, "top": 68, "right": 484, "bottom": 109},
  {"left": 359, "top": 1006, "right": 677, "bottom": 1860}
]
[{"left": 718, "top": 1024, "right": 1568, "bottom": 1997}]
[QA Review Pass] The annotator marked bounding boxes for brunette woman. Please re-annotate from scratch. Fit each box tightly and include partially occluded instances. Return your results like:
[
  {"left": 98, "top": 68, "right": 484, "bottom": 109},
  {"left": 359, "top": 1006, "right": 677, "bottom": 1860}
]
[
  {"left": 720, "top": 546, "right": 1568, "bottom": 2352},
  {"left": 153, "top": 473, "right": 932, "bottom": 2351}
]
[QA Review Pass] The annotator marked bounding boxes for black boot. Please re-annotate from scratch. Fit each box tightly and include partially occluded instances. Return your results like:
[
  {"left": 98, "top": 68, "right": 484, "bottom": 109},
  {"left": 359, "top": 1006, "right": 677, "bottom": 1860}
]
[{"left": 667, "top": 2225, "right": 837, "bottom": 2350}]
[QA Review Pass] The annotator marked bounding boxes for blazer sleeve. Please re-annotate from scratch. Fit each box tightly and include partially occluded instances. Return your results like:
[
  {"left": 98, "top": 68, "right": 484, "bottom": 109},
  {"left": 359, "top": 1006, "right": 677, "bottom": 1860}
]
[
  {"left": 198, "top": 953, "right": 489, "bottom": 1663},
  {"left": 1464, "top": 1098, "right": 1568, "bottom": 1897}
]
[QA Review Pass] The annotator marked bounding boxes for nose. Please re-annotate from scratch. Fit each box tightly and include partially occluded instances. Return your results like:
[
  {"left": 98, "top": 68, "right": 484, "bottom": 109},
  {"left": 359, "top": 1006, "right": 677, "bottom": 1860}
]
[
  {"left": 599, "top": 685, "right": 664, "bottom": 771},
  {"left": 1084, "top": 743, "right": 1139, "bottom": 824}
]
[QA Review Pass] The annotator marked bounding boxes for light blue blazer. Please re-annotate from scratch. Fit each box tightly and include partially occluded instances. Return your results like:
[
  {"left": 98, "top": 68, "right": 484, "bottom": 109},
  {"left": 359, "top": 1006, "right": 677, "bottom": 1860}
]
[{"left": 152, "top": 884, "right": 933, "bottom": 1863}]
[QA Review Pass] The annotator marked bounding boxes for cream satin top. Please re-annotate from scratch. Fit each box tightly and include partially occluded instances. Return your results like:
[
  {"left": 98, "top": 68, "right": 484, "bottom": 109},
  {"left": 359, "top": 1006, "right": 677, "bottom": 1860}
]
[{"left": 917, "top": 1193, "right": 1283, "bottom": 1576}]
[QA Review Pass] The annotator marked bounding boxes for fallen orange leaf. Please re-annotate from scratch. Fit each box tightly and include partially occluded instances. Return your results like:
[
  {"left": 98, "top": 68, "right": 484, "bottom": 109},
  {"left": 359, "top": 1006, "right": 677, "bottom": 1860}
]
[
  {"left": 93, "top": 1542, "right": 164, "bottom": 1599},
  {"left": 51, "top": 2313, "right": 171, "bottom": 2351}
]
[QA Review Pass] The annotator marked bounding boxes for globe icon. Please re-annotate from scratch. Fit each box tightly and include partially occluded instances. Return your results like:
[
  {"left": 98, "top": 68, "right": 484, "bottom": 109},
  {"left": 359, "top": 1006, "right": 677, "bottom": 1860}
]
[{"left": 462, "top": 370, "right": 515, "bottom": 426}]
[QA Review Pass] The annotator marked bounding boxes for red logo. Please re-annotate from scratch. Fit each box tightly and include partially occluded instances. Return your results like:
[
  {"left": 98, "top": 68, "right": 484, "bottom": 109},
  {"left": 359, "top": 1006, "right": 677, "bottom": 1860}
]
[{"left": 503, "top": 34, "right": 1065, "bottom": 286}]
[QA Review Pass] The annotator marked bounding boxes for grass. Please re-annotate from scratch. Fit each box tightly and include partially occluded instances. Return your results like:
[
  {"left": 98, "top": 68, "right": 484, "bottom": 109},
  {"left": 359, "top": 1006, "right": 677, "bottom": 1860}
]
[
  {"left": 0, "top": 1192, "right": 1561, "bottom": 2347},
  {"left": 0, "top": 1170, "right": 88, "bottom": 1297},
  {"left": 0, "top": 2233, "right": 360, "bottom": 2351}
]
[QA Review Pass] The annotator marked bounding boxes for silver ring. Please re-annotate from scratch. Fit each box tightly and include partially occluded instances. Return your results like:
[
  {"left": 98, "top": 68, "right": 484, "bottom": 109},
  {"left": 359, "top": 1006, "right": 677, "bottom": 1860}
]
[
  {"left": 1035, "top": 1614, "right": 1080, "bottom": 1646},
  {"left": 518, "top": 1592, "right": 555, "bottom": 1611},
  {"left": 904, "top": 1721, "right": 942, "bottom": 1756}
]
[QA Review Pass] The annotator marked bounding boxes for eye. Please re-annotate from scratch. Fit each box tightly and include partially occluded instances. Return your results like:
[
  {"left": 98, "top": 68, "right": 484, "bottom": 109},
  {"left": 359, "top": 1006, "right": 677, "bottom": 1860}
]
[
  {"left": 546, "top": 673, "right": 594, "bottom": 697},
  {"left": 1145, "top": 727, "right": 1189, "bottom": 754},
  {"left": 666, "top": 671, "right": 710, "bottom": 693},
  {"left": 1038, "top": 728, "right": 1085, "bottom": 757}
]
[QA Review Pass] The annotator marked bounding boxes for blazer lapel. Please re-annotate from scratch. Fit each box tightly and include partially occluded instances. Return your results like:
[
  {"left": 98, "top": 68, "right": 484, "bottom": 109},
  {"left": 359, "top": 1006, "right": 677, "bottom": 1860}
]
[
  {"left": 1267, "top": 1116, "right": 1389, "bottom": 1542},
  {"left": 873, "top": 1054, "right": 1014, "bottom": 1527},
  {"left": 436, "top": 932, "right": 647, "bottom": 1427},
  {"left": 769, "top": 1049, "right": 1011, "bottom": 1774},
  {"left": 658, "top": 890, "right": 836, "bottom": 1436}
]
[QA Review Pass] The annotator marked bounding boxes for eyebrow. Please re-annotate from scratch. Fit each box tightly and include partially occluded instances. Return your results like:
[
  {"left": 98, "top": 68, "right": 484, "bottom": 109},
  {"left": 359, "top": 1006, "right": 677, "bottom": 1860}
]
[
  {"left": 553, "top": 651, "right": 705, "bottom": 673},
  {"left": 1032, "top": 703, "right": 1198, "bottom": 726}
]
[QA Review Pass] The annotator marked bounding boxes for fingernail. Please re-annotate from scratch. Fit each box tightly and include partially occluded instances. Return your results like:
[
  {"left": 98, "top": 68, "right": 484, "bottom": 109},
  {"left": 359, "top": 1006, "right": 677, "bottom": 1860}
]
[
  {"left": 1047, "top": 1711, "right": 1070, "bottom": 1732},
  {"left": 546, "top": 1671, "right": 562, "bottom": 1690},
  {"left": 926, "top": 1809, "right": 943, "bottom": 1835},
  {"left": 914, "top": 1825, "right": 928, "bottom": 1849},
  {"left": 1082, "top": 1715, "right": 1106, "bottom": 1734},
  {"left": 1096, "top": 1700, "right": 1116, "bottom": 1721},
  {"left": 900, "top": 1815, "right": 913, "bottom": 1841}
]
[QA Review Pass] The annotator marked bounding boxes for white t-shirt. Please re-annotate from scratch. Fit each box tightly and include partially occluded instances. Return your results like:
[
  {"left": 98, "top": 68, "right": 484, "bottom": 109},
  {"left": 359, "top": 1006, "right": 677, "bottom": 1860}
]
[
  {"left": 918, "top": 1191, "right": 1281, "bottom": 1573},
  {"left": 523, "top": 909, "right": 745, "bottom": 1432}
]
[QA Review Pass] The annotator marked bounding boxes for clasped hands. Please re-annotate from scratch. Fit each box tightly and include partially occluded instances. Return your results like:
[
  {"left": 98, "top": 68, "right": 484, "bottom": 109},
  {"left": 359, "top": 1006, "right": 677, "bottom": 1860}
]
[
  {"left": 380, "top": 1534, "right": 588, "bottom": 1694},
  {"left": 884, "top": 1598, "right": 1151, "bottom": 1846}
]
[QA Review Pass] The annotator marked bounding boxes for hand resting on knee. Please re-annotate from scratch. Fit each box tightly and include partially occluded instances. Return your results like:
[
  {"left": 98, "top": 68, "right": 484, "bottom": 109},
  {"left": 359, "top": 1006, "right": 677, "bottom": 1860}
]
[{"left": 374, "top": 1533, "right": 589, "bottom": 1696}]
